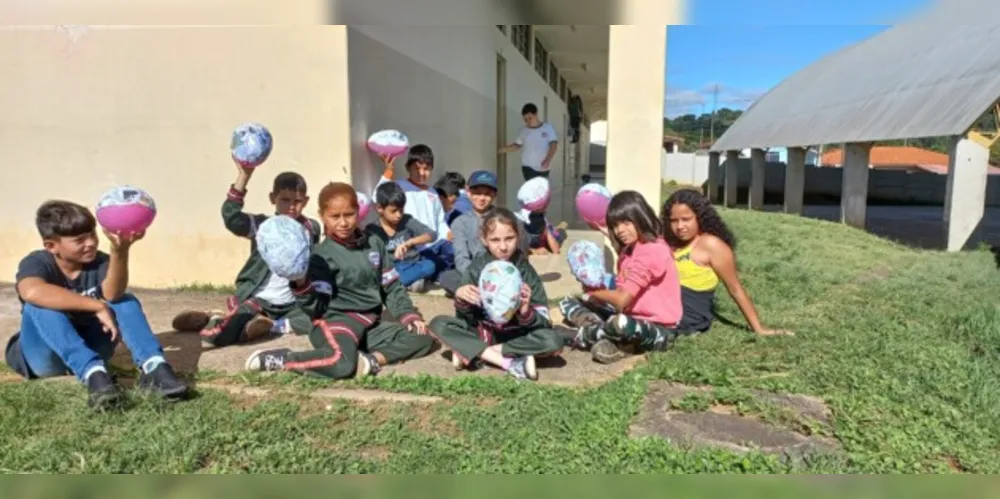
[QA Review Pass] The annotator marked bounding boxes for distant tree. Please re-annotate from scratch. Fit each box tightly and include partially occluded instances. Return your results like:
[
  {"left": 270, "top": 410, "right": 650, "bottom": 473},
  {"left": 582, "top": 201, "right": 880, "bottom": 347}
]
[{"left": 663, "top": 108, "right": 744, "bottom": 152}]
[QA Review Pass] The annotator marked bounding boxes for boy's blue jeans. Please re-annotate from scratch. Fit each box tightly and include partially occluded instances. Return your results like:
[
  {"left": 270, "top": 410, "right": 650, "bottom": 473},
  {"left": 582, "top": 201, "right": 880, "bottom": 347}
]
[
  {"left": 419, "top": 240, "right": 455, "bottom": 281},
  {"left": 4, "top": 293, "right": 165, "bottom": 381},
  {"left": 394, "top": 258, "right": 437, "bottom": 287}
]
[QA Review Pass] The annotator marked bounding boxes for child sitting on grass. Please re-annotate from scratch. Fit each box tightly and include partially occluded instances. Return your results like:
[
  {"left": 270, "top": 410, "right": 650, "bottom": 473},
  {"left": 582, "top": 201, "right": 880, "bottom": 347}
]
[
  {"left": 429, "top": 207, "right": 563, "bottom": 381},
  {"left": 171, "top": 161, "right": 320, "bottom": 347},
  {"left": 246, "top": 183, "right": 435, "bottom": 379},
  {"left": 5, "top": 201, "right": 189, "bottom": 410},
  {"left": 560, "top": 191, "right": 683, "bottom": 364},
  {"left": 365, "top": 182, "right": 436, "bottom": 293}
]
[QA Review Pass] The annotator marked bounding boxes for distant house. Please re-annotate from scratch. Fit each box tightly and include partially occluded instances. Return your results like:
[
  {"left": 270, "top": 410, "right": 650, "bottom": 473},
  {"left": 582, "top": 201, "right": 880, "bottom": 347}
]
[
  {"left": 663, "top": 134, "right": 684, "bottom": 153},
  {"left": 820, "top": 145, "right": 1000, "bottom": 175}
]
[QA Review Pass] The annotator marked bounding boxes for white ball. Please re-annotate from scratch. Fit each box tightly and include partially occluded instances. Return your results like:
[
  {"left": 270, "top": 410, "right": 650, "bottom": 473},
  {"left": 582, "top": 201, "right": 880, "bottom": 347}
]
[{"left": 255, "top": 215, "right": 311, "bottom": 280}]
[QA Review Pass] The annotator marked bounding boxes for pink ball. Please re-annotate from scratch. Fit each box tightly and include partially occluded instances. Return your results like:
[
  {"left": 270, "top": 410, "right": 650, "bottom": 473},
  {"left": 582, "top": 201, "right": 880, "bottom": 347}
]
[
  {"left": 367, "top": 129, "right": 410, "bottom": 158},
  {"left": 96, "top": 186, "right": 157, "bottom": 234},
  {"left": 518, "top": 177, "right": 551, "bottom": 213},
  {"left": 575, "top": 183, "right": 611, "bottom": 227},
  {"left": 357, "top": 191, "right": 373, "bottom": 221}
]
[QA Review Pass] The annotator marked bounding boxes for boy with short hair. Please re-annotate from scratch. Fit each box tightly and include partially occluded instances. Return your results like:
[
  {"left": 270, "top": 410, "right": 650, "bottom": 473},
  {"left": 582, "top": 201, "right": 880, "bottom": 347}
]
[
  {"left": 438, "top": 170, "right": 529, "bottom": 295},
  {"left": 439, "top": 171, "right": 473, "bottom": 222},
  {"left": 434, "top": 176, "right": 464, "bottom": 227},
  {"left": 374, "top": 144, "right": 455, "bottom": 279},
  {"left": 366, "top": 182, "right": 436, "bottom": 293},
  {"left": 170, "top": 162, "right": 320, "bottom": 347},
  {"left": 4, "top": 200, "right": 189, "bottom": 409}
]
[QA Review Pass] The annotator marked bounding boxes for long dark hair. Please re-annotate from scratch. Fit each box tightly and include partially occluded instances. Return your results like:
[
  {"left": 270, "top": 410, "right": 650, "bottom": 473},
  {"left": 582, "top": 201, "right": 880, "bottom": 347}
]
[
  {"left": 605, "top": 190, "right": 661, "bottom": 253},
  {"left": 661, "top": 188, "right": 736, "bottom": 250}
]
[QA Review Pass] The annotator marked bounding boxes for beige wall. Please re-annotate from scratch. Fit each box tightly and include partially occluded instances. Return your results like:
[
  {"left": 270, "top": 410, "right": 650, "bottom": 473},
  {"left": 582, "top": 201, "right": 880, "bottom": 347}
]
[
  {"left": 0, "top": 26, "right": 352, "bottom": 288},
  {"left": 346, "top": 26, "right": 581, "bottom": 224},
  {"left": 346, "top": 26, "right": 496, "bottom": 197}
]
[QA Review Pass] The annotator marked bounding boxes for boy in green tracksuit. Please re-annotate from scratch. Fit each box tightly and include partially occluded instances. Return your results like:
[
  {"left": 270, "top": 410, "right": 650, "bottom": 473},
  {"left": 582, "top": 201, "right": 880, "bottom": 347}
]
[
  {"left": 171, "top": 162, "right": 320, "bottom": 347},
  {"left": 245, "top": 182, "right": 435, "bottom": 378},
  {"left": 429, "top": 208, "right": 563, "bottom": 381}
]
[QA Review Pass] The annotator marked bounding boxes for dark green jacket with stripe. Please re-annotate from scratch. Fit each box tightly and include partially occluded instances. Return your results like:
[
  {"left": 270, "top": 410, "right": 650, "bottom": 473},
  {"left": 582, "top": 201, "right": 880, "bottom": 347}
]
[
  {"left": 222, "top": 185, "right": 321, "bottom": 303},
  {"left": 291, "top": 232, "right": 423, "bottom": 327},
  {"left": 456, "top": 250, "right": 551, "bottom": 332}
]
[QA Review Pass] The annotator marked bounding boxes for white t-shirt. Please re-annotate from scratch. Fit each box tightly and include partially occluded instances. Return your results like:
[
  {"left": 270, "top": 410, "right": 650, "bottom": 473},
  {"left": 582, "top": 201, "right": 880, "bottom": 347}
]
[
  {"left": 254, "top": 272, "right": 295, "bottom": 305},
  {"left": 516, "top": 122, "right": 558, "bottom": 171},
  {"left": 372, "top": 177, "right": 450, "bottom": 244}
]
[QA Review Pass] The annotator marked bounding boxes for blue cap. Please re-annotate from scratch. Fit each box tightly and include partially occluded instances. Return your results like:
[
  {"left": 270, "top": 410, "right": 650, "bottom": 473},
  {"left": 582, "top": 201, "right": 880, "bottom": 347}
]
[{"left": 468, "top": 170, "right": 498, "bottom": 190}]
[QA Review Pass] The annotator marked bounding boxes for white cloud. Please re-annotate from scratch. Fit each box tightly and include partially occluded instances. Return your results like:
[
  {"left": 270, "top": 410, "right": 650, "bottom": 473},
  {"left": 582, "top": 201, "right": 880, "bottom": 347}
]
[{"left": 663, "top": 84, "right": 765, "bottom": 117}]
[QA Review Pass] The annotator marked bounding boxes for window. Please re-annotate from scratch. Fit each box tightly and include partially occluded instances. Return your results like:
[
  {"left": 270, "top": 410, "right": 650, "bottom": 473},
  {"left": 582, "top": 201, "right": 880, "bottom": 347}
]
[
  {"left": 765, "top": 151, "right": 780, "bottom": 163},
  {"left": 534, "top": 37, "right": 548, "bottom": 79},
  {"left": 549, "top": 62, "right": 559, "bottom": 93},
  {"left": 559, "top": 77, "right": 567, "bottom": 101},
  {"left": 511, "top": 25, "right": 530, "bottom": 62},
  {"left": 497, "top": 25, "right": 506, "bottom": 34}
]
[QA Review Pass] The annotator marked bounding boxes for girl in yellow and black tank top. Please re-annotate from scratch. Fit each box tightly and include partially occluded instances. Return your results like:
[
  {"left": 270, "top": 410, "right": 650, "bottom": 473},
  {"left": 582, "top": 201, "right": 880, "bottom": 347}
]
[{"left": 662, "top": 189, "right": 791, "bottom": 336}]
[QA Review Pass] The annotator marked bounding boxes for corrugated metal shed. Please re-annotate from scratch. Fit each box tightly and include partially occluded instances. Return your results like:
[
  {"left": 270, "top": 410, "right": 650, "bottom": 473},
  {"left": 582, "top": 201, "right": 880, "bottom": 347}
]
[{"left": 711, "top": 21, "right": 1000, "bottom": 152}]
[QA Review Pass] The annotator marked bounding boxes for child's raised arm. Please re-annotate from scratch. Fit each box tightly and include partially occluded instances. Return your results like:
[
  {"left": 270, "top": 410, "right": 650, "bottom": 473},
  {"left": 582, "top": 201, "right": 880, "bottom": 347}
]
[{"left": 222, "top": 163, "right": 264, "bottom": 238}]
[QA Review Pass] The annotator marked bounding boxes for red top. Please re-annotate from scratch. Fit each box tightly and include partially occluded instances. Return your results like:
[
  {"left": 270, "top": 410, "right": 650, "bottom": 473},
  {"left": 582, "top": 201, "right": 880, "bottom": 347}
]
[{"left": 615, "top": 238, "right": 682, "bottom": 327}]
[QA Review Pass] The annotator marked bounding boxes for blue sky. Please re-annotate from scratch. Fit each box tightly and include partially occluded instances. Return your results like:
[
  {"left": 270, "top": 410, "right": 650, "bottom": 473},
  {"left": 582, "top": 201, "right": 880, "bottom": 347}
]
[{"left": 664, "top": 0, "right": 934, "bottom": 117}]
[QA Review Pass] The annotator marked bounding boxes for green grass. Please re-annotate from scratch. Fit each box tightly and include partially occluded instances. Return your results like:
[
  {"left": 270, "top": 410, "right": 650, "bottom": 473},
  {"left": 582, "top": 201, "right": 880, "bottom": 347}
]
[{"left": 4, "top": 208, "right": 1000, "bottom": 473}]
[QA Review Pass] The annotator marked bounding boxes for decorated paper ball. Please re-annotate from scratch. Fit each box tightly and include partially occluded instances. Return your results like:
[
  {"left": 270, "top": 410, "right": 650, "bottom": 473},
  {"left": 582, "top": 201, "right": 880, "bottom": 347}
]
[
  {"left": 357, "top": 191, "right": 373, "bottom": 221},
  {"left": 231, "top": 122, "right": 273, "bottom": 168},
  {"left": 478, "top": 260, "right": 523, "bottom": 326},
  {"left": 566, "top": 240, "right": 610, "bottom": 289},
  {"left": 255, "top": 215, "right": 311, "bottom": 281},
  {"left": 575, "top": 183, "right": 612, "bottom": 227},
  {"left": 517, "top": 177, "right": 551, "bottom": 213},
  {"left": 366, "top": 129, "right": 410, "bottom": 158},
  {"left": 95, "top": 186, "right": 157, "bottom": 234}
]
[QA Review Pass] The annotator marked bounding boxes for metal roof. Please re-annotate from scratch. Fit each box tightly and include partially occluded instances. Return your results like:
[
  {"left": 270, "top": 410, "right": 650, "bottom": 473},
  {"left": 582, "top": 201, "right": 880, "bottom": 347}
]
[{"left": 711, "top": 21, "right": 1000, "bottom": 152}]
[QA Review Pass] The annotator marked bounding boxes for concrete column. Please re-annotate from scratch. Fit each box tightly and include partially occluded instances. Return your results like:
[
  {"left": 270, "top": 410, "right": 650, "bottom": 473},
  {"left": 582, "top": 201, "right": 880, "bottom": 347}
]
[
  {"left": 840, "top": 142, "right": 872, "bottom": 228},
  {"left": 724, "top": 150, "right": 739, "bottom": 207},
  {"left": 605, "top": 25, "right": 666, "bottom": 208},
  {"left": 784, "top": 147, "right": 806, "bottom": 214},
  {"left": 749, "top": 148, "right": 766, "bottom": 210},
  {"left": 706, "top": 151, "right": 721, "bottom": 202},
  {"left": 944, "top": 135, "right": 990, "bottom": 251}
]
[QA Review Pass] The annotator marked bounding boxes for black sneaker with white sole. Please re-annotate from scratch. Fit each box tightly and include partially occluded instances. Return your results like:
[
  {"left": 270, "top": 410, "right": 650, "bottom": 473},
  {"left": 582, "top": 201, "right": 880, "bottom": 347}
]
[
  {"left": 356, "top": 352, "right": 382, "bottom": 377},
  {"left": 86, "top": 370, "right": 123, "bottom": 410},
  {"left": 137, "top": 363, "right": 190, "bottom": 400},
  {"left": 245, "top": 348, "right": 292, "bottom": 372}
]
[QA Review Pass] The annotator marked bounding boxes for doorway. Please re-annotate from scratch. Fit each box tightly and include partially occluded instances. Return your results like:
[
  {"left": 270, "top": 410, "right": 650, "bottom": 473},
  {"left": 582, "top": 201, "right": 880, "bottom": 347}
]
[{"left": 496, "top": 54, "right": 508, "bottom": 203}]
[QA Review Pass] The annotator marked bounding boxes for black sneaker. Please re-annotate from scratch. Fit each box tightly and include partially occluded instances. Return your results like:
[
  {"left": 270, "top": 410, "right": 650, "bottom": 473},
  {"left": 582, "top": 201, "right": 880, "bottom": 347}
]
[
  {"left": 245, "top": 348, "right": 291, "bottom": 372},
  {"left": 86, "top": 370, "right": 123, "bottom": 410},
  {"left": 356, "top": 352, "right": 382, "bottom": 378},
  {"left": 591, "top": 339, "right": 628, "bottom": 364},
  {"left": 137, "top": 363, "right": 189, "bottom": 400}
]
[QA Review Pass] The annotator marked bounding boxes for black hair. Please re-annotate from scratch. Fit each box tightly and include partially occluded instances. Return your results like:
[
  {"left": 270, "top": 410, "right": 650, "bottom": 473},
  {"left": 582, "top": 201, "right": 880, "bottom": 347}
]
[
  {"left": 479, "top": 206, "right": 521, "bottom": 240},
  {"left": 35, "top": 200, "right": 96, "bottom": 240},
  {"left": 441, "top": 171, "right": 466, "bottom": 189},
  {"left": 662, "top": 188, "right": 737, "bottom": 250},
  {"left": 272, "top": 171, "right": 308, "bottom": 195},
  {"left": 405, "top": 144, "right": 435, "bottom": 169},
  {"left": 521, "top": 103, "right": 538, "bottom": 116},
  {"left": 434, "top": 177, "right": 461, "bottom": 198},
  {"left": 605, "top": 190, "right": 662, "bottom": 253},
  {"left": 374, "top": 181, "right": 406, "bottom": 209}
]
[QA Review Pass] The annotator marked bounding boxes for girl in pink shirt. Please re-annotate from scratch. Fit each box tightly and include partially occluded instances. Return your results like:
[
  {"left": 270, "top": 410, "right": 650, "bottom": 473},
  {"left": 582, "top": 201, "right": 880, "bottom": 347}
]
[{"left": 565, "top": 190, "right": 683, "bottom": 364}]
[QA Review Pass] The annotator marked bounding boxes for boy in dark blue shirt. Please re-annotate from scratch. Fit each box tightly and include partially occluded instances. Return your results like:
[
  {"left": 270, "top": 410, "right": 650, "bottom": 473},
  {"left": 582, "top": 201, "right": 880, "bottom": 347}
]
[{"left": 4, "top": 200, "right": 189, "bottom": 410}]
